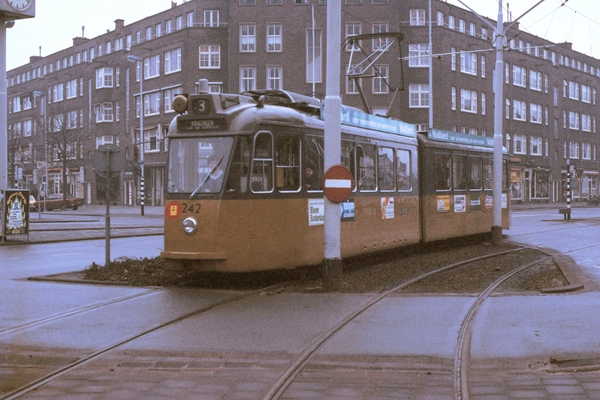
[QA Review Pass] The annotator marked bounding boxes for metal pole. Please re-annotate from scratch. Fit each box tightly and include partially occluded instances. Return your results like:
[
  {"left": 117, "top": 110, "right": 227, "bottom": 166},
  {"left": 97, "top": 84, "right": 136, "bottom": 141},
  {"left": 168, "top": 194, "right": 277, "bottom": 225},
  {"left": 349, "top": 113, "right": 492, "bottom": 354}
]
[
  {"left": 105, "top": 160, "right": 111, "bottom": 268},
  {"left": 323, "top": 0, "right": 342, "bottom": 291},
  {"left": 139, "top": 65, "right": 145, "bottom": 216},
  {"left": 428, "top": 0, "right": 433, "bottom": 130},
  {"left": 0, "top": 19, "right": 7, "bottom": 189},
  {"left": 491, "top": 0, "right": 504, "bottom": 245}
]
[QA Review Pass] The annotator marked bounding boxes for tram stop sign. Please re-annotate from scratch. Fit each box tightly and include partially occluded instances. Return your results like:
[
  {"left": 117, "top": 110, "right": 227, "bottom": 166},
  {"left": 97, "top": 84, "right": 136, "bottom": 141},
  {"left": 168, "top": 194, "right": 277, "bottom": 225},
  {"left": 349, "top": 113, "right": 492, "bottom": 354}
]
[
  {"left": 323, "top": 164, "right": 354, "bottom": 203},
  {"left": 93, "top": 144, "right": 124, "bottom": 177}
]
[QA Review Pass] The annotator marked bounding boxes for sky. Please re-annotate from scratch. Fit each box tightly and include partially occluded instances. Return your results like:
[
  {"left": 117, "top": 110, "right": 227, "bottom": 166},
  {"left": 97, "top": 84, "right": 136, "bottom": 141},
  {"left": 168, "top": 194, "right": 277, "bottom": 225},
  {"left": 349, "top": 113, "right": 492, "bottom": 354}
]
[{"left": 5, "top": 0, "right": 600, "bottom": 71}]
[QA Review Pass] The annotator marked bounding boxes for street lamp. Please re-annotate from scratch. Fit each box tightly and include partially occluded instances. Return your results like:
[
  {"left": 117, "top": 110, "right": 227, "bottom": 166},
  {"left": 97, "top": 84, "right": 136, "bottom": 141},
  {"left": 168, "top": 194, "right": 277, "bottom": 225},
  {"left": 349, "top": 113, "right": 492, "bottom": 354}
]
[
  {"left": 127, "top": 54, "right": 145, "bottom": 216},
  {"left": 33, "top": 90, "right": 47, "bottom": 217}
]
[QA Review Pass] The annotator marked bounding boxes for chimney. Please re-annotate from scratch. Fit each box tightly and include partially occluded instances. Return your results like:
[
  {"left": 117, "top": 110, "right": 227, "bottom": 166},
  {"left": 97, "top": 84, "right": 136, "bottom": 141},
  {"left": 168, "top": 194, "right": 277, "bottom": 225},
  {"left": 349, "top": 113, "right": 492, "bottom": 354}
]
[{"left": 115, "top": 19, "right": 125, "bottom": 34}]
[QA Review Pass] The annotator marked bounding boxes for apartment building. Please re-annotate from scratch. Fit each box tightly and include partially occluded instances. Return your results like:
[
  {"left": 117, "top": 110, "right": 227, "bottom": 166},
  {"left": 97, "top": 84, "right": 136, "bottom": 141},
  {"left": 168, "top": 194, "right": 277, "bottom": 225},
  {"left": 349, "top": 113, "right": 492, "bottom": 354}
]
[{"left": 7, "top": 0, "right": 599, "bottom": 206}]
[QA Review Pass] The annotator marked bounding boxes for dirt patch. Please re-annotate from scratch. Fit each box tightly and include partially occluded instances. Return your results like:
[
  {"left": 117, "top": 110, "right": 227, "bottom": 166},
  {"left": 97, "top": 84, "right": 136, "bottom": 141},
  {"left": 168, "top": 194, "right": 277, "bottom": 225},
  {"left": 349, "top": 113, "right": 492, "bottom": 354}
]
[{"left": 67, "top": 237, "right": 581, "bottom": 294}]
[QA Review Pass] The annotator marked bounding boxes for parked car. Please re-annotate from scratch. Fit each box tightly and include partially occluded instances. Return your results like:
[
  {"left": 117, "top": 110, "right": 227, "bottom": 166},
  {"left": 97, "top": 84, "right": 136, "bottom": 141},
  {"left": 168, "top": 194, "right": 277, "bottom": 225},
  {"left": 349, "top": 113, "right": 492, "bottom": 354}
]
[{"left": 30, "top": 194, "right": 84, "bottom": 211}]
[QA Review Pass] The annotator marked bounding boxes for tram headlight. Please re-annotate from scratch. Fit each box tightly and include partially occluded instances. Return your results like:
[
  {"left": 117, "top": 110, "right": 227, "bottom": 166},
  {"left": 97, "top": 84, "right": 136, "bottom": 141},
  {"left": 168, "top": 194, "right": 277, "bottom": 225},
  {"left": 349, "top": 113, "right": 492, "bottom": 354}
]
[{"left": 182, "top": 217, "right": 198, "bottom": 234}]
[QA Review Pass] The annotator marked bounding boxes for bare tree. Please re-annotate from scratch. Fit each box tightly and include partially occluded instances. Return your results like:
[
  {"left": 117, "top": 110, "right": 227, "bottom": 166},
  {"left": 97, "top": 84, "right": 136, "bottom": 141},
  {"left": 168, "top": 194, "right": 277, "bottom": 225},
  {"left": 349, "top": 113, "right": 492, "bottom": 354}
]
[{"left": 46, "top": 109, "right": 83, "bottom": 210}]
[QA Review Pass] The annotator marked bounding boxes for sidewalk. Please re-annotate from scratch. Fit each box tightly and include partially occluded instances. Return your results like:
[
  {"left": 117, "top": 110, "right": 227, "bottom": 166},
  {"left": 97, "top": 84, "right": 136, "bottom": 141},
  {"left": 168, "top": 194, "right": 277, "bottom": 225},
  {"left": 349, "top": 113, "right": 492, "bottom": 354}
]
[{"left": 3, "top": 205, "right": 164, "bottom": 245}]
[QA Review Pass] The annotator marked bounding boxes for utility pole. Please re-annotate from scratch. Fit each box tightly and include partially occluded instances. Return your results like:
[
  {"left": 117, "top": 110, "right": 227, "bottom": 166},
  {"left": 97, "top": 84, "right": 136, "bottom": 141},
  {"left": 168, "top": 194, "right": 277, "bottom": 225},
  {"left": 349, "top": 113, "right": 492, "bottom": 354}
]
[
  {"left": 323, "top": 0, "right": 342, "bottom": 291},
  {"left": 457, "top": 0, "right": 546, "bottom": 246}
]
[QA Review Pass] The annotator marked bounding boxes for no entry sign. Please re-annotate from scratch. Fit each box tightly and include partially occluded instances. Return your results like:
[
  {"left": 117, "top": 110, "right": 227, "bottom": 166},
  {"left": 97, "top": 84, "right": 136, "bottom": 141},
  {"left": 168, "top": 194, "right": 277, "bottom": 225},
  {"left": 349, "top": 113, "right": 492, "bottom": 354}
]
[{"left": 323, "top": 164, "right": 354, "bottom": 203}]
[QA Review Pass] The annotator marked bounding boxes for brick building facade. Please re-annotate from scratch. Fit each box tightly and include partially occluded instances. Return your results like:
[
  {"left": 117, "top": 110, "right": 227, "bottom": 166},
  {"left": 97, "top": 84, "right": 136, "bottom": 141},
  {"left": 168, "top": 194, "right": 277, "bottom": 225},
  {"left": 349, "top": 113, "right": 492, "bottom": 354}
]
[{"left": 7, "top": 0, "right": 599, "bottom": 205}]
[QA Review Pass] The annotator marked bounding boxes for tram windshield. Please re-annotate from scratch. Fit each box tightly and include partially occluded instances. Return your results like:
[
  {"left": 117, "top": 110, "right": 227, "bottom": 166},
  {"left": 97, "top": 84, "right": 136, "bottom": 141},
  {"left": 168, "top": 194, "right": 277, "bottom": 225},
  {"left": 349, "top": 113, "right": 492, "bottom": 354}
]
[{"left": 167, "top": 137, "right": 234, "bottom": 195}]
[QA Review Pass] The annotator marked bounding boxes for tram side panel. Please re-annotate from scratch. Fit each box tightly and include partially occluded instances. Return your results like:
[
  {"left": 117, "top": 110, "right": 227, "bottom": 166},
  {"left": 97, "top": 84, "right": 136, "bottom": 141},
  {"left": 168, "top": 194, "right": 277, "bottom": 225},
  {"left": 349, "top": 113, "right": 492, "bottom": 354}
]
[{"left": 418, "top": 138, "right": 509, "bottom": 243}]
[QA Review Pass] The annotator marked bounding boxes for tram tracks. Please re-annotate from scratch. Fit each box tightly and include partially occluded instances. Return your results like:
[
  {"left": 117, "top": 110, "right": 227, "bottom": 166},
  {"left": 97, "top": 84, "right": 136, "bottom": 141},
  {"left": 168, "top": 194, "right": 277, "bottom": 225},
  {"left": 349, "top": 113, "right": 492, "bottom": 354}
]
[
  {"left": 265, "top": 246, "right": 568, "bottom": 400},
  {"left": 0, "top": 245, "right": 582, "bottom": 400},
  {"left": 1, "top": 282, "right": 289, "bottom": 400}
]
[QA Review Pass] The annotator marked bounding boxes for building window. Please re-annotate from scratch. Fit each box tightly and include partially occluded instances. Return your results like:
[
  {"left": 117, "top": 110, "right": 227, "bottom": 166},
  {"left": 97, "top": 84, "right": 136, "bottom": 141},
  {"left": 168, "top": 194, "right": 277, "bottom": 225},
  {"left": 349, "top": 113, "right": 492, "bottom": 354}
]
[
  {"left": 569, "top": 111, "right": 580, "bottom": 130},
  {"left": 307, "top": 29, "right": 322, "bottom": 83},
  {"left": 96, "top": 135, "right": 114, "bottom": 149},
  {"left": 410, "top": 9, "right": 425, "bottom": 26},
  {"left": 582, "top": 84, "right": 591, "bottom": 103},
  {"left": 481, "top": 92, "right": 486, "bottom": 115},
  {"left": 409, "top": 84, "right": 429, "bottom": 108},
  {"left": 240, "top": 66, "right": 256, "bottom": 92},
  {"left": 570, "top": 141, "right": 580, "bottom": 159},
  {"left": 409, "top": 44, "right": 429, "bottom": 67},
  {"left": 347, "top": 65, "right": 361, "bottom": 94},
  {"left": 96, "top": 68, "right": 113, "bottom": 88},
  {"left": 53, "top": 84, "right": 64, "bottom": 102},
  {"left": 267, "top": 66, "right": 283, "bottom": 90},
  {"left": 165, "top": 48, "right": 181, "bottom": 74},
  {"left": 514, "top": 134, "right": 526, "bottom": 155},
  {"left": 67, "top": 110, "right": 78, "bottom": 129},
  {"left": 437, "top": 11, "right": 444, "bottom": 26},
  {"left": 450, "top": 47, "right": 456, "bottom": 71},
  {"left": 199, "top": 45, "right": 221, "bottom": 69},
  {"left": 582, "top": 143, "right": 592, "bottom": 160},
  {"left": 568, "top": 81, "right": 579, "bottom": 100},
  {"left": 512, "top": 100, "right": 526, "bottom": 121},
  {"left": 451, "top": 87, "right": 456, "bottom": 110},
  {"left": 460, "top": 89, "right": 477, "bottom": 113},
  {"left": 144, "top": 92, "right": 161, "bottom": 116},
  {"left": 144, "top": 128, "right": 161, "bottom": 153},
  {"left": 448, "top": 15, "right": 455, "bottom": 29},
  {"left": 530, "top": 137, "right": 542, "bottom": 156},
  {"left": 460, "top": 52, "right": 477, "bottom": 75},
  {"left": 164, "top": 87, "right": 183, "bottom": 113},
  {"left": 240, "top": 24, "right": 256, "bottom": 52},
  {"left": 512, "top": 65, "right": 526, "bottom": 87},
  {"left": 202, "top": 11, "right": 216, "bottom": 25},
  {"left": 372, "top": 22, "right": 389, "bottom": 51},
  {"left": 529, "top": 70, "right": 542, "bottom": 91},
  {"left": 267, "top": 23, "right": 283, "bottom": 52},
  {"left": 186, "top": 11, "right": 194, "bottom": 27},
  {"left": 95, "top": 102, "right": 113, "bottom": 123},
  {"left": 345, "top": 22, "right": 361, "bottom": 51},
  {"left": 582, "top": 114, "right": 592, "bottom": 132},
  {"left": 372, "top": 65, "right": 388, "bottom": 94},
  {"left": 529, "top": 103, "right": 542, "bottom": 124},
  {"left": 144, "top": 55, "right": 160, "bottom": 79}
]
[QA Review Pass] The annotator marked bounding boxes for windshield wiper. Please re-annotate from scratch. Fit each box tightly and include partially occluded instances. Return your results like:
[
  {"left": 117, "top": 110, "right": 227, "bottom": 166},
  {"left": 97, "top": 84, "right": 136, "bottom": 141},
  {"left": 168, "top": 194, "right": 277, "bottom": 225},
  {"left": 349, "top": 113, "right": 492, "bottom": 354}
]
[{"left": 190, "top": 156, "right": 224, "bottom": 199}]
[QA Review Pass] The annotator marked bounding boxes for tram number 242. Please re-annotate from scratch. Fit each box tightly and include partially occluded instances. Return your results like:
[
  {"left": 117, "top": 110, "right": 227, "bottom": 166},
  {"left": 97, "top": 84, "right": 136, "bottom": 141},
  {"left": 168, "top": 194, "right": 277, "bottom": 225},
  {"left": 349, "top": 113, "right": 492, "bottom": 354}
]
[{"left": 182, "top": 203, "right": 201, "bottom": 214}]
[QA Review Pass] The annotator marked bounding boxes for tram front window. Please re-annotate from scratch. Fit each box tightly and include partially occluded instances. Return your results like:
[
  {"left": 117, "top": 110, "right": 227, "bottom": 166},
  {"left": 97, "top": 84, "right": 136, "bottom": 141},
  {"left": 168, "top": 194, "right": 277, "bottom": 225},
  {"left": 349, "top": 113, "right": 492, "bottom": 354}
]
[{"left": 167, "top": 137, "right": 234, "bottom": 194}]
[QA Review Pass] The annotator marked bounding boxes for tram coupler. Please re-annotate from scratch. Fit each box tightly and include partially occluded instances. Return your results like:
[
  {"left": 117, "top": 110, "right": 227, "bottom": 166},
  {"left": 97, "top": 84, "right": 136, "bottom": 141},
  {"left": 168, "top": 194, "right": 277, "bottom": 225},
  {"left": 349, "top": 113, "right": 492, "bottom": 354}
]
[{"left": 322, "top": 257, "right": 343, "bottom": 292}]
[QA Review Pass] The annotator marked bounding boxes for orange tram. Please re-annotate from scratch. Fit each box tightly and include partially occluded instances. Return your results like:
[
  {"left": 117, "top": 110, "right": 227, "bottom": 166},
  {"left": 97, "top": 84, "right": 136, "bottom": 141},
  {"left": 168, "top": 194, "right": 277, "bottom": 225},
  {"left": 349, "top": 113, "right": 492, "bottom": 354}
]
[{"left": 161, "top": 85, "right": 510, "bottom": 272}]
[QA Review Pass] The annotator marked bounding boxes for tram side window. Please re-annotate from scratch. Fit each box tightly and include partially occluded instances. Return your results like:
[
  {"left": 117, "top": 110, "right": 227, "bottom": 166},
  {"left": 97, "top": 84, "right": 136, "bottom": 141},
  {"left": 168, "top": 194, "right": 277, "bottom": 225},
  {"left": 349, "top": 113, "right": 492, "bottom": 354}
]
[
  {"left": 358, "top": 144, "right": 377, "bottom": 191},
  {"left": 305, "top": 135, "right": 324, "bottom": 191},
  {"left": 341, "top": 140, "right": 356, "bottom": 190},
  {"left": 276, "top": 135, "right": 301, "bottom": 192},
  {"left": 483, "top": 158, "right": 493, "bottom": 190},
  {"left": 226, "top": 137, "right": 250, "bottom": 193},
  {"left": 251, "top": 132, "right": 274, "bottom": 193},
  {"left": 378, "top": 147, "right": 395, "bottom": 191},
  {"left": 435, "top": 153, "right": 451, "bottom": 191},
  {"left": 396, "top": 149, "right": 411, "bottom": 191},
  {"left": 453, "top": 155, "right": 468, "bottom": 190},
  {"left": 469, "top": 157, "right": 482, "bottom": 190}
]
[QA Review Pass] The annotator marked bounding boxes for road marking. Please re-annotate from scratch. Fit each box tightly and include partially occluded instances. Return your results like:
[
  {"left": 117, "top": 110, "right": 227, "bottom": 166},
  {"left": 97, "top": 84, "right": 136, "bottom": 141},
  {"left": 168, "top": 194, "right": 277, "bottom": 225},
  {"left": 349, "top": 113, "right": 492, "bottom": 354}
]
[{"left": 50, "top": 252, "right": 82, "bottom": 257}]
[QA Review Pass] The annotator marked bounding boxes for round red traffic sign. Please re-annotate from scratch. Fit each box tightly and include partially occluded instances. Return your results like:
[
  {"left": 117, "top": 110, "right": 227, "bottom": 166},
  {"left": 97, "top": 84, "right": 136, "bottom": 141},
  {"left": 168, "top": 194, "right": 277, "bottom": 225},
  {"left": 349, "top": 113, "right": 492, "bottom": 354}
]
[{"left": 322, "top": 164, "right": 354, "bottom": 203}]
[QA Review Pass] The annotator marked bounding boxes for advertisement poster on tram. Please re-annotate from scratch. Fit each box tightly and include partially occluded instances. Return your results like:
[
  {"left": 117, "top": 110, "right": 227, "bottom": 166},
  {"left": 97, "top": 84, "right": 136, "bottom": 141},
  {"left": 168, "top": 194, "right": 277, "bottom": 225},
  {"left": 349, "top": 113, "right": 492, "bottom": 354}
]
[
  {"left": 454, "top": 195, "right": 466, "bottom": 213},
  {"left": 437, "top": 195, "right": 450, "bottom": 213},
  {"left": 2, "top": 189, "right": 30, "bottom": 236},
  {"left": 470, "top": 194, "right": 482, "bottom": 210},
  {"left": 381, "top": 197, "right": 395, "bottom": 219}
]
